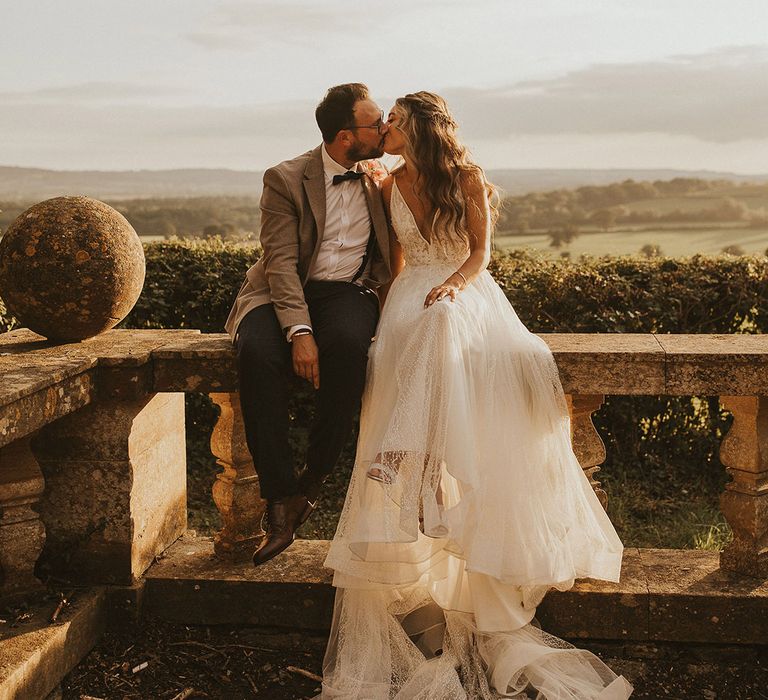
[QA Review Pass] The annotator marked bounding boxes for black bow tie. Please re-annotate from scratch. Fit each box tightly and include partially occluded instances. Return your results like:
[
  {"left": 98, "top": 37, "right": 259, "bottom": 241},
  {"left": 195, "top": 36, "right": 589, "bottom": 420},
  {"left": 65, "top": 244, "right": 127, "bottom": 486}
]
[{"left": 332, "top": 171, "right": 363, "bottom": 185}]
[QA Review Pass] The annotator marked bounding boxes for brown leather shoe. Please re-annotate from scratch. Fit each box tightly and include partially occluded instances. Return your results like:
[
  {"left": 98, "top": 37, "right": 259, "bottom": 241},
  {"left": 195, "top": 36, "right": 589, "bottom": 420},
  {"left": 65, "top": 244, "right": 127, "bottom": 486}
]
[{"left": 252, "top": 493, "right": 314, "bottom": 566}]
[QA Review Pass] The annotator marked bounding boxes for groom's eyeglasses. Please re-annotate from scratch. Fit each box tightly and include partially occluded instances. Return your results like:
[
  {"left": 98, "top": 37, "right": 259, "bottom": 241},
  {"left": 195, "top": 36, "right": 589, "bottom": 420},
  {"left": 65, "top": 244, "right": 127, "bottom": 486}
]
[{"left": 346, "top": 111, "right": 385, "bottom": 135}]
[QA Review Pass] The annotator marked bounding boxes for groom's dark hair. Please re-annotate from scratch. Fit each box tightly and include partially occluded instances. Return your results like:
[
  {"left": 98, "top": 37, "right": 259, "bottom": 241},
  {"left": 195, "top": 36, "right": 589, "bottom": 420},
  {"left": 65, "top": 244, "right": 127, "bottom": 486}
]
[{"left": 316, "top": 83, "right": 370, "bottom": 143}]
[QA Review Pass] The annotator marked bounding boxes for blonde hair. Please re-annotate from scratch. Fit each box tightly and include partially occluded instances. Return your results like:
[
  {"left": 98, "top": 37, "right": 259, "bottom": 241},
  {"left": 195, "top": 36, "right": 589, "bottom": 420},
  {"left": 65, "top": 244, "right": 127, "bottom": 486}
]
[{"left": 393, "top": 91, "right": 499, "bottom": 247}]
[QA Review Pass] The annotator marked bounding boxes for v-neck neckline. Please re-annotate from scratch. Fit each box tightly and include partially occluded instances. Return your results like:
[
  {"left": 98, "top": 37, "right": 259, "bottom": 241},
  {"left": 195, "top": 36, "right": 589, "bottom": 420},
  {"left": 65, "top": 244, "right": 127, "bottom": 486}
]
[{"left": 393, "top": 176, "right": 432, "bottom": 246}]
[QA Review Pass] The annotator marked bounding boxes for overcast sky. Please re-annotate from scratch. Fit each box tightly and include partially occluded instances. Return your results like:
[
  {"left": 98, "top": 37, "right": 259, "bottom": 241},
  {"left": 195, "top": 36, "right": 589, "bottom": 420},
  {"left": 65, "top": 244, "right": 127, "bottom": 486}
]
[{"left": 2, "top": 0, "right": 767, "bottom": 172}]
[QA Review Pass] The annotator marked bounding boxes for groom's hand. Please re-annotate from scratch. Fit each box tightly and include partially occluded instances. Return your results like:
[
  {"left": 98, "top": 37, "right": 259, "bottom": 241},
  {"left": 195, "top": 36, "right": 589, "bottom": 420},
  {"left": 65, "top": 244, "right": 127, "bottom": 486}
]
[{"left": 292, "top": 334, "right": 320, "bottom": 389}]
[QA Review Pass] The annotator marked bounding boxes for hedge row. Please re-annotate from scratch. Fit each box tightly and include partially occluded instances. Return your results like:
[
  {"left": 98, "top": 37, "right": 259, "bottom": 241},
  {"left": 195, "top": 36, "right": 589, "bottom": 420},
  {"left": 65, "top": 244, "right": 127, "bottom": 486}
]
[
  {"left": 4, "top": 238, "right": 766, "bottom": 335},
  {"left": 131, "top": 239, "right": 768, "bottom": 335},
  {"left": 2, "top": 240, "right": 766, "bottom": 539}
]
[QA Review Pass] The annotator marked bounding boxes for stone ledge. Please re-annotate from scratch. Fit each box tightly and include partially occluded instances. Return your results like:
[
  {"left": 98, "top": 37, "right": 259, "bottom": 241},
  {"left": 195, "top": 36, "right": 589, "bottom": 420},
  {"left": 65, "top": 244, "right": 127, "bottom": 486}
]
[
  {"left": 660, "top": 333, "right": 768, "bottom": 394},
  {"left": 5, "top": 327, "right": 768, "bottom": 447},
  {"left": 144, "top": 535, "right": 768, "bottom": 644},
  {"left": 541, "top": 333, "right": 666, "bottom": 395},
  {"left": 0, "top": 328, "right": 199, "bottom": 447},
  {"left": 0, "top": 587, "right": 106, "bottom": 700},
  {"left": 152, "top": 334, "right": 237, "bottom": 393},
  {"left": 145, "top": 535, "right": 333, "bottom": 631}
]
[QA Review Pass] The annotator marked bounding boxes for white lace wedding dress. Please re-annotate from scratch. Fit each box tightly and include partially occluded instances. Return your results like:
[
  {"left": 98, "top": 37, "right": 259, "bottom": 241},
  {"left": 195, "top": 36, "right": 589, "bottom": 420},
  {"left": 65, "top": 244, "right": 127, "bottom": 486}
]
[{"left": 318, "top": 178, "right": 633, "bottom": 699}]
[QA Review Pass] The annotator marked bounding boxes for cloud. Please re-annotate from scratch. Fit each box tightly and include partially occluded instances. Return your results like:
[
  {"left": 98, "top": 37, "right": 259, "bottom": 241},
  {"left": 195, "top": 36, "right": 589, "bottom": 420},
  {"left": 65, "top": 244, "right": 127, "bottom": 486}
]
[
  {"left": 0, "top": 100, "right": 321, "bottom": 170},
  {"left": 0, "top": 82, "right": 190, "bottom": 104},
  {"left": 183, "top": 0, "right": 463, "bottom": 50},
  {"left": 184, "top": 1, "right": 370, "bottom": 50},
  {"left": 444, "top": 45, "right": 768, "bottom": 143},
  {"left": 3, "top": 46, "right": 768, "bottom": 170}
]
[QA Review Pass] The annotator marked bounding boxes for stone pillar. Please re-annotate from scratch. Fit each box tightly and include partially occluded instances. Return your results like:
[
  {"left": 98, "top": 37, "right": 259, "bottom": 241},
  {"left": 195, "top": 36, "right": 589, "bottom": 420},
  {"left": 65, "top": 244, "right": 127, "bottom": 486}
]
[
  {"left": 718, "top": 395, "right": 768, "bottom": 577},
  {"left": 0, "top": 437, "right": 46, "bottom": 603},
  {"left": 565, "top": 394, "right": 608, "bottom": 509},
  {"left": 32, "top": 392, "right": 187, "bottom": 585},
  {"left": 209, "top": 392, "right": 265, "bottom": 560}
]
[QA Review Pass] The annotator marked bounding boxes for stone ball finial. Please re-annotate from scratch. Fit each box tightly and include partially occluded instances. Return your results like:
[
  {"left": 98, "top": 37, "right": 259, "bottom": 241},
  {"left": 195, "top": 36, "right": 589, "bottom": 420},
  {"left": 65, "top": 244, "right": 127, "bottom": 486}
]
[{"left": 0, "top": 196, "right": 145, "bottom": 341}]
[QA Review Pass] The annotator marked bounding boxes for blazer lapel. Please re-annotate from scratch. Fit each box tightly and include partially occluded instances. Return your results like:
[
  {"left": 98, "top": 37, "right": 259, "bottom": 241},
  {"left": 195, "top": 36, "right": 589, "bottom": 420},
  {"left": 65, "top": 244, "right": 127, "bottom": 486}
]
[
  {"left": 303, "top": 146, "right": 326, "bottom": 264},
  {"left": 361, "top": 174, "right": 390, "bottom": 266}
]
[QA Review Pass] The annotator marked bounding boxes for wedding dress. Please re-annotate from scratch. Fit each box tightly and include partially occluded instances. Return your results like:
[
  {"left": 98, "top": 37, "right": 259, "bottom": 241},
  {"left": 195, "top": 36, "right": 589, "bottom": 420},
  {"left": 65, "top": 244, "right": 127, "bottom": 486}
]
[{"left": 318, "top": 177, "right": 633, "bottom": 699}]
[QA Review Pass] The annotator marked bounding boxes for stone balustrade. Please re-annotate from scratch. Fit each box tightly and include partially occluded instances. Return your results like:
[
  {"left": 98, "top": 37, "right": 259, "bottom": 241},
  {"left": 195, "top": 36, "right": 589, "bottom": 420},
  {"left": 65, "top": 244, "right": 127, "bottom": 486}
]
[{"left": 1, "top": 328, "right": 768, "bottom": 606}]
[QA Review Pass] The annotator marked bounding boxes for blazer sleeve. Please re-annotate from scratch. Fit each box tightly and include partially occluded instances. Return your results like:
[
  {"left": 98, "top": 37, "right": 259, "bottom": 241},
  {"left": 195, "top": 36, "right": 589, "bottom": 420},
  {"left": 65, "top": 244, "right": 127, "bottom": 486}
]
[{"left": 259, "top": 167, "right": 311, "bottom": 330}]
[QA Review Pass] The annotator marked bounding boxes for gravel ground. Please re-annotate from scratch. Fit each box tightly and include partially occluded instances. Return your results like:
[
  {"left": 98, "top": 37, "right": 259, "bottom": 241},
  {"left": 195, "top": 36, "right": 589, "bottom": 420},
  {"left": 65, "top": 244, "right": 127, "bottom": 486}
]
[{"left": 60, "top": 618, "right": 768, "bottom": 700}]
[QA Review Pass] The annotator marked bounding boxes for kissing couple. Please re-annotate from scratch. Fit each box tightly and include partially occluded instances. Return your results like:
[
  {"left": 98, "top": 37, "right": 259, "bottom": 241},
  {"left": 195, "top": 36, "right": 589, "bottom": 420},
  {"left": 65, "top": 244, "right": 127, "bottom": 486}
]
[{"left": 225, "top": 84, "right": 633, "bottom": 698}]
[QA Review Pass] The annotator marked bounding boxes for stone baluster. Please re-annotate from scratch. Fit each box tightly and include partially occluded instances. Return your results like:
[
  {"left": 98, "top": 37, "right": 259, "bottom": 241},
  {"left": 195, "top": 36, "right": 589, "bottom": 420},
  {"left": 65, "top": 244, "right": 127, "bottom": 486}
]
[
  {"left": 565, "top": 394, "right": 608, "bottom": 509},
  {"left": 209, "top": 393, "right": 265, "bottom": 560},
  {"left": 32, "top": 393, "right": 187, "bottom": 585},
  {"left": 0, "top": 437, "right": 46, "bottom": 603},
  {"left": 718, "top": 395, "right": 768, "bottom": 577}
]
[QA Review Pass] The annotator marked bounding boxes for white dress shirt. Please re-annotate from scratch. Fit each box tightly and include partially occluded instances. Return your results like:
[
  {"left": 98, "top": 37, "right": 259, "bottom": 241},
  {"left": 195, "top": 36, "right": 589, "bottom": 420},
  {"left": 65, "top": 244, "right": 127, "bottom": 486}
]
[{"left": 287, "top": 145, "right": 373, "bottom": 341}]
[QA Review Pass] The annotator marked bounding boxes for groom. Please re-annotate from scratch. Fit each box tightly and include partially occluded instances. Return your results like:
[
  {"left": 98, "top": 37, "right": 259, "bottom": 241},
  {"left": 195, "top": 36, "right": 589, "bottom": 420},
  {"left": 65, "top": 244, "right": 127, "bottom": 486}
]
[{"left": 224, "top": 83, "right": 391, "bottom": 566}]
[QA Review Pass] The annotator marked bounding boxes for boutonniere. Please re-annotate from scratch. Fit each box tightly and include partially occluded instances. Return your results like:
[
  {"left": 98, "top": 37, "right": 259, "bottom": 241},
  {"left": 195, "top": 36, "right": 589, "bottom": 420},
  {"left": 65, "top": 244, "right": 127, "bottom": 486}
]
[{"left": 359, "top": 159, "right": 389, "bottom": 187}]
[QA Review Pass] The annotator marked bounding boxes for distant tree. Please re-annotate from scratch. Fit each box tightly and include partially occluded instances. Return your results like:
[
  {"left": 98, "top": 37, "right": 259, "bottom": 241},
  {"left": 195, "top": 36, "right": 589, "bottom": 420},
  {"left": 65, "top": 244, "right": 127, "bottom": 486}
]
[
  {"left": 657, "top": 178, "right": 708, "bottom": 196},
  {"left": 748, "top": 208, "right": 768, "bottom": 229},
  {"left": 721, "top": 244, "right": 745, "bottom": 256},
  {"left": 620, "top": 179, "right": 659, "bottom": 201},
  {"left": 640, "top": 243, "right": 663, "bottom": 258},
  {"left": 718, "top": 197, "right": 749, "bottom": 222},
  {"left": 158, "top": 220, "right": 177, "bottom": 239},
  {"left": 591, "top": 209, "right": 616, "bottom": 231},
  {"left": 548, "top": 224, "right": 579, "bottom": 249},
  {"left": 202, "top": 222, "right": 240, "bottom": 240}
]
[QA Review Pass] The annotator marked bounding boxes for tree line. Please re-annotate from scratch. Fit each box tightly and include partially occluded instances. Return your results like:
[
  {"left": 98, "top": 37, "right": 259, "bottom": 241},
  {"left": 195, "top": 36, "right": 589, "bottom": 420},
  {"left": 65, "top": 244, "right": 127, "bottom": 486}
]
[
  {"left": 497, "top": 178, "right": 768, "bottom": 235},
  {"left": 0, "top": 196, "right": 260, "bottom": 241},
  {"left": 2, "top": 178, "right": 767, "bottom": 243}
]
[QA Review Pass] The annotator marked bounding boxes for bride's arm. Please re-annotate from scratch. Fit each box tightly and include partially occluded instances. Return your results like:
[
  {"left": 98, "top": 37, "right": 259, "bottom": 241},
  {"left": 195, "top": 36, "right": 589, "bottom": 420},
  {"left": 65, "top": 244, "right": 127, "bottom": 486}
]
[
  {"left": 377, "top": 175, "right": 405, "bottom": 309},
  {"left": 424, "top": 169, "right": 491, "bottom": 307}
]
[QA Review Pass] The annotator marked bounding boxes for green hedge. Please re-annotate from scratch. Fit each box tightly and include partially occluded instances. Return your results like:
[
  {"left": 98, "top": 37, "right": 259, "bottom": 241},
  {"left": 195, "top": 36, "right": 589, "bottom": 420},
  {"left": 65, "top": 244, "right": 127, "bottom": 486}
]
[
  {"left": 131, "top": 239, "right": 768, "bottom": 335},
  {"left": 3, "top": 237, "right": 766, "bottom": 335},
  {"left": 2, "top": 239, "right": 767, "bottom": 545}
]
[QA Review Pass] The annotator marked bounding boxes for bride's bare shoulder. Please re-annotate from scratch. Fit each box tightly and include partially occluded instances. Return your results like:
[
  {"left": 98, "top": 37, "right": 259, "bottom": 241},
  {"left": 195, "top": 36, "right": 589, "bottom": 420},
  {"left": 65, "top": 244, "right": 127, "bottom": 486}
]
[{"left": 458, "top": 166, "right": 486, "bottom": 196}]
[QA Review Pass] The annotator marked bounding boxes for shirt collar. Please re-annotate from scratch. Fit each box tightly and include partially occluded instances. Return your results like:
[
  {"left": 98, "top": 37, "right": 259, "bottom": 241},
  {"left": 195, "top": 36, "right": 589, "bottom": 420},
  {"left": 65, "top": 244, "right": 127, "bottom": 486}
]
[{"left": 321, "top": 144, "right": 361, "bottom": 180}]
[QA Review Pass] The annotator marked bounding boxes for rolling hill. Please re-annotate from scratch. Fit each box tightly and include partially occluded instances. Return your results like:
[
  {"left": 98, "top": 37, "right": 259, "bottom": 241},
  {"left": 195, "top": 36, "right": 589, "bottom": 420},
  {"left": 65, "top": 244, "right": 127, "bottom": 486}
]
[{"left": 1, "top": 165, "right": 766, "bottom": 201}]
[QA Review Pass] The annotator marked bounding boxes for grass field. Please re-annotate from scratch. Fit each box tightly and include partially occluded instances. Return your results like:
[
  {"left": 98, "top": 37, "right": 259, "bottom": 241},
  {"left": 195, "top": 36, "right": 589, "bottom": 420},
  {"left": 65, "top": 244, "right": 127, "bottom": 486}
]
[
  {"left": 140, "top": 226, "right": 768, "bottom": 258},
  {"left": 495, "top": 226, "right": 768, "bottom": 257}
]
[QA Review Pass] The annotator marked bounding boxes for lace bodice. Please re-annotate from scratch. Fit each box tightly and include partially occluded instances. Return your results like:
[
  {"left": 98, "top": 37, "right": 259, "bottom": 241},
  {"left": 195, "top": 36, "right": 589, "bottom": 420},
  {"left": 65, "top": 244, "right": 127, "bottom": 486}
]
[{"left": 390, "top": 178, "right": 469, "bottom": 267}]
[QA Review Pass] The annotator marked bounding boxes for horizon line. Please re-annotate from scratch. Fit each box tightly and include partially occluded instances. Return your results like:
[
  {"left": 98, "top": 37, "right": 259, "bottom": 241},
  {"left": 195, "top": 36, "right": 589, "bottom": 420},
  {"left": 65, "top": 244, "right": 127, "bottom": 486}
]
[{"left": 2, "top": 163, "right": 768, "bottom": 177}]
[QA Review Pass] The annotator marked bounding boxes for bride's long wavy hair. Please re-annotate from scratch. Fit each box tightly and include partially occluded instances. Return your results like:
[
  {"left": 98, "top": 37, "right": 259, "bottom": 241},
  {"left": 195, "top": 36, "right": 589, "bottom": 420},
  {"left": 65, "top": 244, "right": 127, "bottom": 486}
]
[{"left": 393, "top": 91, "right": 499, "bottom": 247}]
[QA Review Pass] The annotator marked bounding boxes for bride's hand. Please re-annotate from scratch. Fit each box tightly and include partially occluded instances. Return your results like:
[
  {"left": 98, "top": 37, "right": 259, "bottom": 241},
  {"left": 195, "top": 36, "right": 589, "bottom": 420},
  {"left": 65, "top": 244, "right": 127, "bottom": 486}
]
[{"left": 424, "top": 281, "right": 460, "bottom": 308}]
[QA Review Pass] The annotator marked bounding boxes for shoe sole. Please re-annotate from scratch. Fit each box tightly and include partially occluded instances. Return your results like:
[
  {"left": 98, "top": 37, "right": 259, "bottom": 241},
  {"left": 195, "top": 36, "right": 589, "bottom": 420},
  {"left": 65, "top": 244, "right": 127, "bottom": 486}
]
[{"left": 252, "top": 535, "right": 295, "bottom": 566}]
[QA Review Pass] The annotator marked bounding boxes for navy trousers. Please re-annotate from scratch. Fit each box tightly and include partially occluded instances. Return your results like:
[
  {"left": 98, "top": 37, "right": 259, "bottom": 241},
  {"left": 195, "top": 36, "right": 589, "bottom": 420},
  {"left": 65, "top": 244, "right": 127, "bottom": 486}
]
[{"left": 235, "top": 281, "right": 380, "bottom": 500}]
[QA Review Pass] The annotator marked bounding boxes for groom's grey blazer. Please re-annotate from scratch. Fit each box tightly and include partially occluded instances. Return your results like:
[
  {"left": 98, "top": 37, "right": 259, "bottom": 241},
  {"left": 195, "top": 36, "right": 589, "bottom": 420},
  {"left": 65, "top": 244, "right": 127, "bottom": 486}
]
[{"left": 224, "top": 145, "right": 392, "bottom": 340}]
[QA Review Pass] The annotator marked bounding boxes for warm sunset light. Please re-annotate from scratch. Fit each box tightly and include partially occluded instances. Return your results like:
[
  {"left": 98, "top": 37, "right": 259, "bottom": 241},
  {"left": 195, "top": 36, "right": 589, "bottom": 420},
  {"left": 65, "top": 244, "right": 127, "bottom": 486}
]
[
  {"left": 1, "top": 1, "right": 767, "bottom": 172},
  {"left": 2, "top": 4, "right": 767, "bottom": 698}
]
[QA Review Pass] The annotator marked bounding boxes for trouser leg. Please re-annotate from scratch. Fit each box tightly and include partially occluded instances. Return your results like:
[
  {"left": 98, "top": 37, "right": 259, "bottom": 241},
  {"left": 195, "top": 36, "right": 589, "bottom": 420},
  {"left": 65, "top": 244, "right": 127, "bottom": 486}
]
[
  {"left": 235, "top": 304, "right": 296, "bottom": 501},
  {"left": 304, "top": 282, "right": 380, "bottom": 484}
]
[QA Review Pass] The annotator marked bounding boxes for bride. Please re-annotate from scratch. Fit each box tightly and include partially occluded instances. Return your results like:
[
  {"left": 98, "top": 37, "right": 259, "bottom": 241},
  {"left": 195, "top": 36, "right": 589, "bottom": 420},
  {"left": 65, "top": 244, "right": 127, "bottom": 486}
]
[{"left": 318, "top": 91, "right": 633, "bottom": 699}]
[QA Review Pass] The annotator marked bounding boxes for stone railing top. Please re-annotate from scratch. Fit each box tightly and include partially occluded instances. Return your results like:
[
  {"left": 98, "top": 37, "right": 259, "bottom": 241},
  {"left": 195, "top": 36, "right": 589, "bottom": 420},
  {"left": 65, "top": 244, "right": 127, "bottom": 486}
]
[
  {"left": 0, "top": 328, "right": 201, "bottom": 447},
  {"left": 2, "top": 327, "right": 768, "bottom": 448}
]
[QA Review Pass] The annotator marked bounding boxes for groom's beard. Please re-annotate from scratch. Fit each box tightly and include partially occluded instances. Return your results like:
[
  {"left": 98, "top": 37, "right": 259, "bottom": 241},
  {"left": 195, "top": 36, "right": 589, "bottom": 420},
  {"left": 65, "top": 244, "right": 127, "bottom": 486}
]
[{"left": 347, "top": 140, "right": 384, "bottom": 162}]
